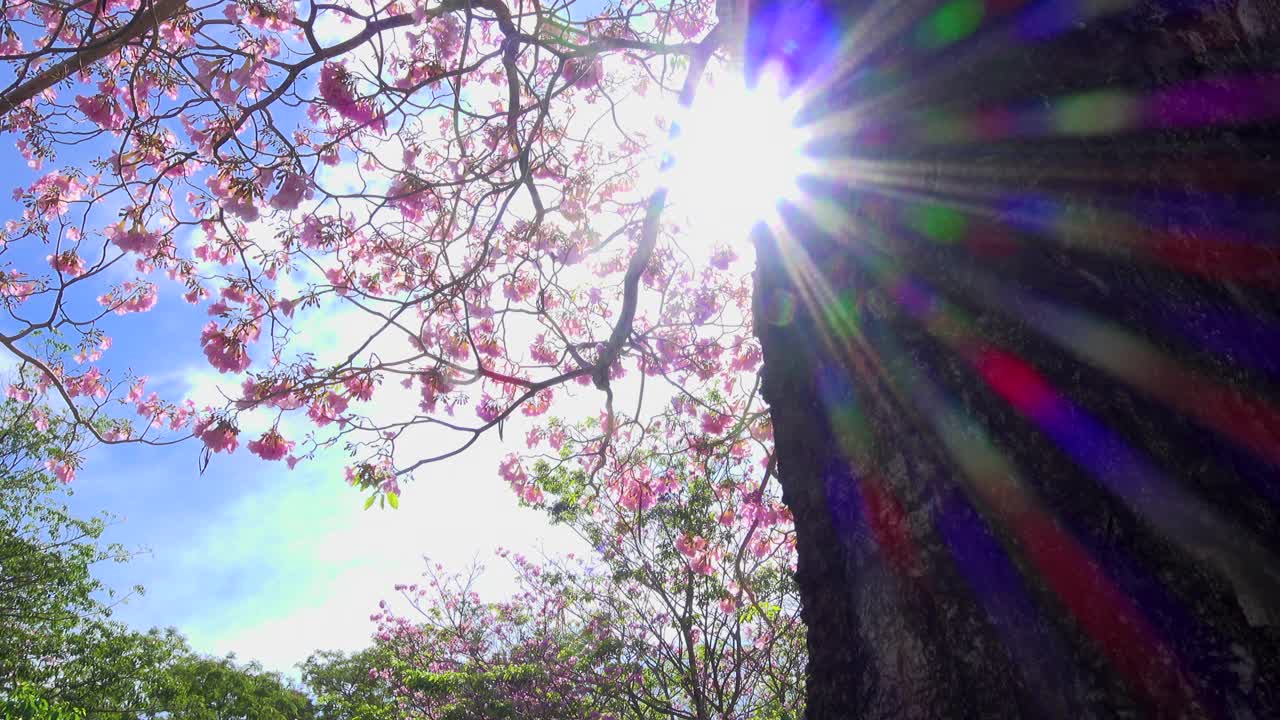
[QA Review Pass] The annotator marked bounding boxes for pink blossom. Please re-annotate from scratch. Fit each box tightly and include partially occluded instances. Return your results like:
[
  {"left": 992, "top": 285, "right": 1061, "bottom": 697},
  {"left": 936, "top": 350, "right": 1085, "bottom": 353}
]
[
  {"left": 710, "top": 246, "right": 736, "bottom": 270},
  {"left": 197, "top": 419, "right": 239, "bottom": 454},
  {"left": 307, "top": 391, "right": 349, "bottom": 426},
  {"left": 674, "top": 533, "right": 703, "bottom": 559},
  {"left": 325, "top": 267, "right": 351, "bottom": 296},
  {"left": 499, "top": 454, "right": 543, "bottom": 504},
  {"left": 159, "top": 19, "right": 195, "bottom": 49},
  {"left": 317, "top": 63, "right": 386, "bottom": 132},
  {"left": 67, "top": 368, "right": 107, "bottom": 399},
  {"left": 752, "top": 537, "right": 773, "bottom": 559},
  {"left": 547, "top": 428, "right": 566, "bottom": 450},
  {"left": 475, "top": 395, "right": 502, "bottom": 422},
  {"left": 429, "top": 15, "right": 462, "bottom": 56},
  {"left": 104, "top": 281, "right": 158, "bottom": 315},
  {"left": 205, "top": 174, "right": 260, "bottom": 222},
  {"left": 387, "top": 175, "right": 439, "bottom": 222},
  {"left": 108, "top": 223, "right": 162, "bottom": 254},
  {"left": 563, "top": 57, "right": 603, "bottom": 89},
  {"left": 690, "top": 554, "right": 715, "bottom": 576},
  {"left": 24, "top": 172, "right": 87, "bottom": 219},
  {"left": 48, "top": 251, "right": 86, "bottom": 276},
  {"left": 701, "top": 411, "right": 731, "bottom": 435},
  {"left": 520, "top": 484, "right": 544, "bottom": 504},
  {"left": 498, "top": 455, "right": 526, "bottom": 485},
  {"left": 248, "top": 428, "right": 294, "bottom": 461},
  {"left": 380, "top": 475, "right": 400, "bottom": 496},
  {"left": 675, "top": 534, "right": 717, "bottom": 575},
  {"left": 269, "top": 171, "right": 312, "bottom": 210},
  {"left": 126, "top": 377, "right": 147, "bottom": 403},
  {"left": 200, "top": 322, "right": 252, "bottom": 373},
  {"left": 76, "top": 93, "right": 123, "bottom": 129},
  {"left": 45, "top": 459, "right": 76, "bottom": 484},
  {"left": 344, "top": 374, "right": 377, "bottom": 401}
]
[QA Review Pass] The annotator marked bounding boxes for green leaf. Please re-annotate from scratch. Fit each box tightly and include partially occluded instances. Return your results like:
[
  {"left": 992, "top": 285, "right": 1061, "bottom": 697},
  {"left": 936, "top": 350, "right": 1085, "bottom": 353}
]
[
  {"left": 363, "top": 494, "right": 376, "bottom": 510},
  {"left": 387, "top": 492, "right": 399, "bottom": 510}
]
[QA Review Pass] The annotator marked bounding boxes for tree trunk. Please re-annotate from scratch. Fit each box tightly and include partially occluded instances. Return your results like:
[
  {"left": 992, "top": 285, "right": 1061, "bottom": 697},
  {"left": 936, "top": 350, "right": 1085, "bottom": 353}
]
[{"left": 751, "top": 1, "right": 1280, "bottom": 717}]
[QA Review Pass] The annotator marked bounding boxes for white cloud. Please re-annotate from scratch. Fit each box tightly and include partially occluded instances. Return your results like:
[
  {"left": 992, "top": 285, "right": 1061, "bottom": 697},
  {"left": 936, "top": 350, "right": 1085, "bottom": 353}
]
[{"left": 166, "top": 439, "right": 587, "bottom": 676}]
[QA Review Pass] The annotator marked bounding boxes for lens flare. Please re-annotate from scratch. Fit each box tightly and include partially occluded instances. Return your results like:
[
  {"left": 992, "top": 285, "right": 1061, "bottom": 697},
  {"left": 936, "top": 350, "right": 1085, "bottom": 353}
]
[{"left": 664, "top": 65, "right": 814, "bottom": 253}]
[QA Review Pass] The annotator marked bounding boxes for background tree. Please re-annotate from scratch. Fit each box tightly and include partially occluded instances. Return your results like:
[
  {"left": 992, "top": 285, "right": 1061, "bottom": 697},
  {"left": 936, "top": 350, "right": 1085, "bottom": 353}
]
[
  {"left": 301, "top": 648, "right": 401, "bottom": 720},
  {"left": 143, "top": 654, "right": 317, "bottom": 720},
  {"left": 0, "top": 397, "right": 315, "bottom": 718},
  {"left": 0, "top": 395, "right": 182, "bottom": 713},
  {"left": 1, "top": 683, "right": 87, "bottom": 720},
  {"left": 355, "top": 404, "right": 803, "bottom": 719}
]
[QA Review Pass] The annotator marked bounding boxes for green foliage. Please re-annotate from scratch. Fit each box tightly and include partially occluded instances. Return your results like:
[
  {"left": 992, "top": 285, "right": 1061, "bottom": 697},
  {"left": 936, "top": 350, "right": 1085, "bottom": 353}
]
[
  {"left": 147, "top": 655, "right": 316, "bottom": 720},
  {"left": 0, "top": 399, "right": 316, "bottom": 719},
  {"left": 0, "top": 683, "right": 85, "bottom": 720},
  {"left": 0, "top": 398, "right": 150, "bottom": 705},
  {"left": 300, "top": 649, "right": 397, "bottom": 720},
  {"left": 399, "top": 662, "right": 577, "bottom": 720}
]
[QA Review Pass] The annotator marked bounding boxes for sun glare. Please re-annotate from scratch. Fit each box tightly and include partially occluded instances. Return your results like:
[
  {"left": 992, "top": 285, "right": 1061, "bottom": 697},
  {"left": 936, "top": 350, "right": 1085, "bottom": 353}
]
[{"left": 663, "top": 67, "right": 813, "bottom": 257}]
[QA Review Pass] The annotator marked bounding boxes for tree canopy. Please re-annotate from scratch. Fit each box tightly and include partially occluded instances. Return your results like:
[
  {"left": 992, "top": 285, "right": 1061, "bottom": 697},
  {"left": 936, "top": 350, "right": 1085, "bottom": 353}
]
[{"left": 0, "top": 0, "right": 760, "bottom": 499}]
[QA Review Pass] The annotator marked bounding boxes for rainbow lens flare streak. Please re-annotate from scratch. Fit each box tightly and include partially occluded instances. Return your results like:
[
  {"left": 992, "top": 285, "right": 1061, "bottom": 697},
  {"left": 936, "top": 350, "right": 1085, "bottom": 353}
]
[{"left": 744, "top": 0, "right": 1280, "bottom": 713}]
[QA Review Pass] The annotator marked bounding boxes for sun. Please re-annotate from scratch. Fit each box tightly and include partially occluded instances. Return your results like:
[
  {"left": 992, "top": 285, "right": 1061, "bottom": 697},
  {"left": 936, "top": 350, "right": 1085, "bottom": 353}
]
[{"left": 663, "top": 66, "right": 813, "bottom": 257}]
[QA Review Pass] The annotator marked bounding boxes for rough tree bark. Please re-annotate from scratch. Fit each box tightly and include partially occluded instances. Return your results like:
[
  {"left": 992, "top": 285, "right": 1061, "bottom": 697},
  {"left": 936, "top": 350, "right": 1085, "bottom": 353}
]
[{"left": 751, "top": 1, "right": 1280, "bottom": 717}]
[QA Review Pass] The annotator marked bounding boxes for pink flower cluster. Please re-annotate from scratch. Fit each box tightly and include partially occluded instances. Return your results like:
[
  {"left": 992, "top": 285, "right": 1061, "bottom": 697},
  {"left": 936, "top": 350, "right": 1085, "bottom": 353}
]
[
  {"left": 22, "top": 172, "right": 89, "bottom": 220},
  {"left": 563, "top": 57, "right": 603, "bottom": 90},
  {"left": 307, "top": 391, "right": 349, "bottom": 427},
  {"left": 610, "top": 466, "right": 677, "bottom": 512},
  {"left": 344, "top": 374, "right": 377, "bottom": 401},
  {"left": 248, "top": 428, "right": 294, "bottom": 461},
  {"left": 45, "top": 459, "right": 76, "bottom": 484},
  {"left": 475, "top": 394, "right": 503, "bottom": 423},
  {"left": 429, "top": 15, "right": 462, "bottom": 56},
  {"left": 196, "top": 418, "right": 239, "bottom": 453},
  {"left": 48, "top": 251, "right": 86, "bottom": 277},
  {"left": 99, "top": 281, "right": 158, "bottom": 315},
  {"left": 0, "top": 270, "right": 38, "bottom": 300},
  {"left": 345, "top": 460, "right": 400, "bottom": 495},
  {"left": 269, "top": 171, "right": 312, "bottom": 211},
  {"left": 200, "top": 322, "right": 253, "bottom": 373},
  {"left": 108, "top": 222, "right": 163, "bottom": 254},
  {"left": 65, "top": 368, "right": 107, "bottom": 400},
  {"left": 700, "top": 411, "right": 731, "bottom": 435},
  {"left": 206, "top": 174, "right": 260, "bottom": 222},
  {"left": 223, "top": 0, "right": 295, "bottom": 32},
  {"left": 674, "top": 534, "right": 718, "bottom": 576},
  {"left": 317, "top": 63, "right": 386, "bottom": 132},
  {"left": 387, "top": 174, "right": 440, "bottom": 223},
  {"left": 499, "top": 454, "right": 543, "bottom": 505},
  {"left": 238, "top": 377, "right": 303, "bottom": 410},
  {"left": 76, "top": 92, "right": 125, "bottom": 129}
]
